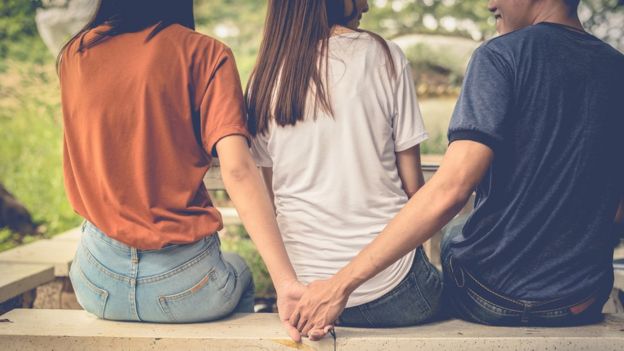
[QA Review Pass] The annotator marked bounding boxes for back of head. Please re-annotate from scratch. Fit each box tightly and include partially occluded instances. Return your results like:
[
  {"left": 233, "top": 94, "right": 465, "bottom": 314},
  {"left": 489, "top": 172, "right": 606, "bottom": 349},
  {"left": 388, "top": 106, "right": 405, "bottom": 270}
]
[
  {"left": 246, "top": 0, "right": 395, "bottom": 136},
  {"left": 58, "top": 0, "right": 195, "bottom": 70}
]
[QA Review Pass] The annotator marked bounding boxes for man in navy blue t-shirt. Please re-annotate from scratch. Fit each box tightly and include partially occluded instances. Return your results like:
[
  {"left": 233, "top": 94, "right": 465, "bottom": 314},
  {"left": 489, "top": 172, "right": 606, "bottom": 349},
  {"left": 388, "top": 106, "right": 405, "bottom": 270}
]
[
  {"left": 437, "top": 0, "right": 624, "bottom": 326},
  {"left": 285, "top": 0, "right": 624, "bottom": 336}
]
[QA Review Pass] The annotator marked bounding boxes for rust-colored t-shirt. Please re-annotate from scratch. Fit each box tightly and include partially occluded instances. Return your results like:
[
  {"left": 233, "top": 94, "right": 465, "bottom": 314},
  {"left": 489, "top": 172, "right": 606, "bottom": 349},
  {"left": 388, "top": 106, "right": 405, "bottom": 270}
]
[{"left": 60, "top": 24, "right": 249, "bottom": 249}]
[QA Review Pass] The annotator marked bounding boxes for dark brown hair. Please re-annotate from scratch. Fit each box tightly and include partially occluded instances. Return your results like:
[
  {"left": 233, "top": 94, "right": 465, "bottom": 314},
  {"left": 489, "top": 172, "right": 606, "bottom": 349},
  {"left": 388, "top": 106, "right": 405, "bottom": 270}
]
[
  {"left": 246, "top": 0, "right": 396, "bottom": 136},
  {"left": 57, "top": 0, "right": 194, "bottom": 72}
]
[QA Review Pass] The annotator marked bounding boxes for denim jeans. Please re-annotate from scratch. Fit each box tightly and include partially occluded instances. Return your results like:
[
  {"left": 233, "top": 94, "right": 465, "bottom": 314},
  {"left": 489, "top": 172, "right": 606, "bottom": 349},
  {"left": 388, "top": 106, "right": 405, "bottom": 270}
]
[
  {"left": 441, "top": 216, "right": 611, "bottom": 326},
  {"left": 69, "top": 221, "right": 254, "bottom": 323},
  {"left": 336, "top": 246, "right": 443, "bottom": 328}
]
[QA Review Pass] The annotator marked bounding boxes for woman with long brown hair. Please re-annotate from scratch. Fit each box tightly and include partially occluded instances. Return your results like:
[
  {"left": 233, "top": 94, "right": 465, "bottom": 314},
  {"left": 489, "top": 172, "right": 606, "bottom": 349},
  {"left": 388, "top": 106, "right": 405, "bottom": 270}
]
[
  {"left": 58, "top": 0, "right": 302, "bottom": 334},
  {"left": 247, "top": 0, "right": 442, "bottom": 334}
]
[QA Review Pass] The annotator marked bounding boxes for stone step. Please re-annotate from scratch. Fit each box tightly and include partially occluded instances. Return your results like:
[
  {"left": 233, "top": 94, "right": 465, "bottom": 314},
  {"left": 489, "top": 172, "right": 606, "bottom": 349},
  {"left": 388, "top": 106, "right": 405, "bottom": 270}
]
[
  {"left": 0, "top": 309, "right": 331, "bottom": 350},
  {"left": 0, "top": 309, "right": 622, "bottom": 351},
  {"left": 0, "top": 264, "right": 54, "bottom": 303},
  {"left": 50, "top": 227, "right": 82, "bottom": 242},
  {"left": 0, "top": 239, "right": 78, "bottom": 277}
]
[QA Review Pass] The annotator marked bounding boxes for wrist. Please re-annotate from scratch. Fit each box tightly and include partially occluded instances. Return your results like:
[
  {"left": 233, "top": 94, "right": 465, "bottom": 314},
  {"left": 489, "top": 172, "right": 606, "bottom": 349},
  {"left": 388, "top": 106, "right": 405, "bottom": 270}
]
[
  {"left": 273, "top": 276, "right": 300, "bottom": 295},
  {"left": 332, "top": 268, "right": 362, "bottom": 297}
]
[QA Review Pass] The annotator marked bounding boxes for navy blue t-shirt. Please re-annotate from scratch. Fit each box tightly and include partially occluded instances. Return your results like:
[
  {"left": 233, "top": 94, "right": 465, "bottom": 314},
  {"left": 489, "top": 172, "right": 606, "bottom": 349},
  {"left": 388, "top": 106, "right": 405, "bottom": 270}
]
[{"left": 448, "top": 22, "right": 624, "bottom": 300}]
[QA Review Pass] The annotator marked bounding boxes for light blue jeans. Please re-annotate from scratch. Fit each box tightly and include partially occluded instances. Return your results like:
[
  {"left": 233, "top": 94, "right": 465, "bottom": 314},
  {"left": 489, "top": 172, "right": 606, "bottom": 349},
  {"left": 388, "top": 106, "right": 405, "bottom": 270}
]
[{"left": 69, "top": 221, "right": 254, "bottom": 323}]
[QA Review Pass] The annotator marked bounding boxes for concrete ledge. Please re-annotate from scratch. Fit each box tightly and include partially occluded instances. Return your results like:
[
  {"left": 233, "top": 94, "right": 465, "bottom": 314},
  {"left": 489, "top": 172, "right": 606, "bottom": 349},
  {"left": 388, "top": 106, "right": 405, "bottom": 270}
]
[
  {"left": 1, "top": 310, "right": 623, "bottom": 351},
  {"left": 0, "top": 309, "right": 331, "bottom": 350},
  {"left": 50, "top": 228, "right": 82, "bottom": 242},
  {"left": 0, "top": 239, "right": 77, "bottom": 277},
  {"left": 335, "top": 314, "right": 624, "bottom": 351},
  {"left": 0, "top": 264, "right": 54, "bottom": 303}
]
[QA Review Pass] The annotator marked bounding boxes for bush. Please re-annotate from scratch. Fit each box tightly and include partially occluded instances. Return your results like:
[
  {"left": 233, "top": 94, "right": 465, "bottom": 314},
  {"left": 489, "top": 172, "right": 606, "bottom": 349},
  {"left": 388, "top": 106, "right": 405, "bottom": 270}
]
[{"left": 0, "top": 0, "right": 43, "bottom": 57}]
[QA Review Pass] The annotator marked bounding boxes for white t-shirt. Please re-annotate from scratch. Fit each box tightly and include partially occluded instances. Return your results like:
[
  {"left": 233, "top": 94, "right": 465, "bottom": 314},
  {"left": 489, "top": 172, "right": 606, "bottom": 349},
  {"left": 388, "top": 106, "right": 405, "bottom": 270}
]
[{"left": 251, "top": 32, "right": 428, "bottom": 307}]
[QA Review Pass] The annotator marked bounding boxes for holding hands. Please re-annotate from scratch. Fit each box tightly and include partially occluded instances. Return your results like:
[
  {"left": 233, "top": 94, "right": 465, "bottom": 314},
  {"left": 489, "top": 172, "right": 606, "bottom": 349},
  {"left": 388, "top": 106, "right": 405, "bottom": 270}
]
[{"left": 282, "top": 277, "right": 352, "bottom": 342}]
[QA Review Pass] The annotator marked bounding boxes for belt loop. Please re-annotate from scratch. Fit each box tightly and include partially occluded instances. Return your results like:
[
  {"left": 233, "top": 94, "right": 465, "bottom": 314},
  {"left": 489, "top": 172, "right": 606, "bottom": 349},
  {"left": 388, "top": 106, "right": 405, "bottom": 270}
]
[
  {"left": 131, "top": 248, "right": 139, "bottom": 264},
  {"left": 521, "top": 303, "right": 531, "bottom": 324}
]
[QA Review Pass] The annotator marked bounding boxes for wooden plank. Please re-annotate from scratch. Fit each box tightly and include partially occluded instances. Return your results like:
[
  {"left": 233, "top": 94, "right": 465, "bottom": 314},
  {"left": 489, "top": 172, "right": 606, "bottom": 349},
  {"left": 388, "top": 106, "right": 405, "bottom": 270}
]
[{"left": 0, "top": 263, "right": 54, "bottom": 303}]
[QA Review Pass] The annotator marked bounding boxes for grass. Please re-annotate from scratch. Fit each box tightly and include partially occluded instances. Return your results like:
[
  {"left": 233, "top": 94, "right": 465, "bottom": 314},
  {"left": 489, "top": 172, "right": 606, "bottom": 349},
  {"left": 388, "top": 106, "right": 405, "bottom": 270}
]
[{"left": 0, "top": 37, "right": 82, "bottom": 251}]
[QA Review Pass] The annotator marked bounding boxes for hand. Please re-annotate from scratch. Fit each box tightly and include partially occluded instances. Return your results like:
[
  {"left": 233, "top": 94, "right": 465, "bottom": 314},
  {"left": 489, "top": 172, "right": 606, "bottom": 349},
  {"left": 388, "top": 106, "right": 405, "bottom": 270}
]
[
  {"left": 289, "top": 278, "right": 350, "bottom": 340},
  {"left": 275, "top": 279, "right": 307, "bottom": 342}
]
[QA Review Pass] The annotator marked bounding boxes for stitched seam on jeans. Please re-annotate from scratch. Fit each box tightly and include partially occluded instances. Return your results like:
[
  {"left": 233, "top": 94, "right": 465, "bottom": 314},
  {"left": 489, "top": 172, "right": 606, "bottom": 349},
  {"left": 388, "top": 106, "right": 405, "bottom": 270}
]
[
  {"left": 73, "top": 259, "right": 109, "bottom": 298},
  {"left": 463, "top": 268, "right": 523, "bottom": 305},
  {"left": 466, "top": 288, "right": 521, "bottom": 316},
  {"left": 137, "top": 243, "right": 215, "bottom": 284},
  {"left": 81, "top": 244, "right": 131, "bottom": 283},
  {"left": 532, "top": 293, "right": 599, "bottom": 313},
  {"left": 72, "top": 260, "right": 109, "bottom": 318},
  {"left": 159, "top": 268, "right": 217, "bottom": 302}
]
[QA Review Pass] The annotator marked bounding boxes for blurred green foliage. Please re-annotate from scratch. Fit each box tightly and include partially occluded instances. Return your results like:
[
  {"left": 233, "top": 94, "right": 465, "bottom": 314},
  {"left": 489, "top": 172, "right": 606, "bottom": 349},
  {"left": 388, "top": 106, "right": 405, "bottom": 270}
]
[{"left": 0, "top": 0, "right": 43, "bottom": 57}]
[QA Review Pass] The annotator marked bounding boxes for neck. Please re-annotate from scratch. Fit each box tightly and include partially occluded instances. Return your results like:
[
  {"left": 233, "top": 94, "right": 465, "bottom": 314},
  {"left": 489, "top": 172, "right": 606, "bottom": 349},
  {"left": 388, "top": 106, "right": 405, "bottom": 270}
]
[
  {"left": 532, "top": 1, "right": 584, "bottom": 31},
  {"left": 331, "top": 25, "right": 357, "bottom": 36}
]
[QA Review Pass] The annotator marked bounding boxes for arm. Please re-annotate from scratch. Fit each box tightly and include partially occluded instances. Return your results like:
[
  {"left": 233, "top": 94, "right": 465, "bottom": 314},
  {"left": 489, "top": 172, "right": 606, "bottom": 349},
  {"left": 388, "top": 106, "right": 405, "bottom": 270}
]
[
  {"left": 396, "top": 145, "right": 425, "bottom": 198},
  {"left": 216, "top": 135, "right": 304, "bottom": 342},
  {"left": 291, "top": 140, "right": 493, "bottom": 337},
  {"left": 261, "top": 167, "right": 276, "bottom": 212}
]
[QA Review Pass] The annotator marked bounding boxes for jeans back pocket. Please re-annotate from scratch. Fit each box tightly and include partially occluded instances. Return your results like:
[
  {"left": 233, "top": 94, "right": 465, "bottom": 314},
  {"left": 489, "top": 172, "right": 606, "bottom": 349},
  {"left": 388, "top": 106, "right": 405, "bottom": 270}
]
[
  {"left": 157, "top": 267, "right": 238, "bottom": 323},
  {"left": 69, "top": 260, "right": 109, "bottom": 319}
]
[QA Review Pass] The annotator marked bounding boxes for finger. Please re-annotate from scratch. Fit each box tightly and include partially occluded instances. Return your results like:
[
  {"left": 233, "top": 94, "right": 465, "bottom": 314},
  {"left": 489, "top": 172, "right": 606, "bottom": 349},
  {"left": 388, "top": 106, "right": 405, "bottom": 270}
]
[
  {"left": 308, "top": 328, "right": 327, "bottom": 341},
  {"left": 282, "top": 320, "right": 301, "bottom": 343},
  {"left": 301, "top": 321, "right": 314, "bottom": 338},
  {"left": 296, "top": 315, "right": 308, "bottom": 331},
  {"left": 289, "top": 309, "right": 301, "bottom": 328},
  {"left": 324, "top": 325, "right": 334, "bottom": 334}
]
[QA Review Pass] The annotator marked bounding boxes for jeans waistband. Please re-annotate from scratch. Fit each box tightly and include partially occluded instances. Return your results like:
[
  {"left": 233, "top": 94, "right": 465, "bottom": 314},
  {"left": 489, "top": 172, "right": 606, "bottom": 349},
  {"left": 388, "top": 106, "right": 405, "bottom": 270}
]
[
  {"left": 448, "top": 256, "right": 606, "bottom": 313},
  {"left": 81, "top": 220, "right": 220, "bottom": 254}
]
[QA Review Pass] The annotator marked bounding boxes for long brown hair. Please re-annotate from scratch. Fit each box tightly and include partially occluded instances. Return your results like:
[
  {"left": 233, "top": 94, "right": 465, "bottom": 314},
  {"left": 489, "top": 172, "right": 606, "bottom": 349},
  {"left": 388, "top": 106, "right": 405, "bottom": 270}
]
[
  {"left": 57, "top": 0, "right": 195, "bottom": 72},
  {"left": 246, "top": 0, "right": 396, "bottom": 136}
]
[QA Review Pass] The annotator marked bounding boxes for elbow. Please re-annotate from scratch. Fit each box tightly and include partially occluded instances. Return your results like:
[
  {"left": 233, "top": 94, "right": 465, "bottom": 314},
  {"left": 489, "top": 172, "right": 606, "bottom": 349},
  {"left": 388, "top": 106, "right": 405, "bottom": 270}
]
[
  {"left": 221, "top": 159, "right": 256, "bottom": 184},
  {"left": 432, "top": 179, "right": 474, "bottom": 217}
]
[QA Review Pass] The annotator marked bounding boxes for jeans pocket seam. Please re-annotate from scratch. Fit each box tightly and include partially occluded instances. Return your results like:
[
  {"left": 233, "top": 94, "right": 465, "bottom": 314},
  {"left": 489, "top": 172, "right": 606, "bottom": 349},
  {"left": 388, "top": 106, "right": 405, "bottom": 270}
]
[
  {"left": 80, "top": 244, "right": 129, "bottom": 283},
  {"left": 160, "top": 268, "right": 217, "bottom": 302},
  {"left": 466, "top": 288, "right": 519, "bottom": 316},
  {"left": 71, "top": 260, "right": 109, "bottom": 318},
  {"left": 138, "top": 244, "right": 215, "bottom": 284}
]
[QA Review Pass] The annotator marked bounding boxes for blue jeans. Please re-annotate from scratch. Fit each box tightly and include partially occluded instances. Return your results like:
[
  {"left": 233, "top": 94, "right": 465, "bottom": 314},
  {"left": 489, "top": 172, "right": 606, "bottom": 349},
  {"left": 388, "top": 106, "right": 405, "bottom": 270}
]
[
  {"left": 69, "top": 221, "right": 254, "bottom": 323},
  {"left": 441, "top": 216, "right": 610, "bottom": 326},
  {"left": 336, "top": 246, "right": 443, "bottom": 327}
]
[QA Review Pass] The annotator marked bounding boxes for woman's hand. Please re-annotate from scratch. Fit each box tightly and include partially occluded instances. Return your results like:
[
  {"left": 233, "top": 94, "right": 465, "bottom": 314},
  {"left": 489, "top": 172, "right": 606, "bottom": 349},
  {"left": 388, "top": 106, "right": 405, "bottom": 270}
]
[
  {"left": 288, "top": 278, "right": 350, "bottom": 340},
  {"left": 275, "top": 279, "right": 307, "bottom": 342}
]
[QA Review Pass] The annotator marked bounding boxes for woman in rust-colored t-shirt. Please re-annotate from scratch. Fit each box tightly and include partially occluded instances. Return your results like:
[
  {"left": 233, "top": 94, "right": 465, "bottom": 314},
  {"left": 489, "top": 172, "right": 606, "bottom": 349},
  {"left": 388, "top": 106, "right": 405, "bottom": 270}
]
[{"left": 59, "top": 0, "right": 300, "bottom": 330}]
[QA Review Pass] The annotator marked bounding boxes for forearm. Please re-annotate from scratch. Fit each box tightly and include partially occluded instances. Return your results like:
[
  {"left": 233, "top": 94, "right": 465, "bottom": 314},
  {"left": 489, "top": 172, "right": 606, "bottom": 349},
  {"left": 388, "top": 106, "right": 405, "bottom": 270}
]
[
  {"left": 219, "top": 144, "right": 297, "bottom": 292},
  {"left": 332, "top": 141, "right": 492, "bottom": 295},
  {"left": 333, "top": 178, "right": 469, "bottom": 294},
  {"left": 396, "top": 145, "right": 425, "bottom": 198}
]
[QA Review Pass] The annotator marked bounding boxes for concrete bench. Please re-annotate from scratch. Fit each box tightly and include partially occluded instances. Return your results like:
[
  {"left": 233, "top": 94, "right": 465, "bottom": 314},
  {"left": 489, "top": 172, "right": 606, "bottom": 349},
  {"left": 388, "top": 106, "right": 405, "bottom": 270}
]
[
  {"left": 0, "top": 309, "right": 622, "bottom": 351},
  {"left": 0, "top": 264, "right": 54, "bottom": 303},
  {"left": 0, "top": 237, "right": 78, "bottom": 277}
]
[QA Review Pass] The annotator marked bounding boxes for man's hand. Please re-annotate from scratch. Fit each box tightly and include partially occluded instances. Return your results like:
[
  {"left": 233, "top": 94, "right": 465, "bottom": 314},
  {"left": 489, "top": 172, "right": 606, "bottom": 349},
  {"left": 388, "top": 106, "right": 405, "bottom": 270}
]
[
  {"left": 276, "top": 280, "right": 307, "bottom": 342},
  {"left": 289, "top": 279, "right": 349, "bottom": 340}
]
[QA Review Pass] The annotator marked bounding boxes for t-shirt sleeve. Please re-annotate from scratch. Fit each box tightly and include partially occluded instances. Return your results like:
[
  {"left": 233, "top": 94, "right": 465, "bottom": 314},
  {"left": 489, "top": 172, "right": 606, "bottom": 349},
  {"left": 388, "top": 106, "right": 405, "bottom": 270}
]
[
  {"left": 393, "top": 62, "right": 429, "bottom": 152},
  {"left": 250, "top": 130, "right": 273, "bottom": 168},
  {"left": 198, "top": 48, "right": 250, "bottom": 157},
  {"left": 448, "top": 45, "right": 513, "bottom": 152}
]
